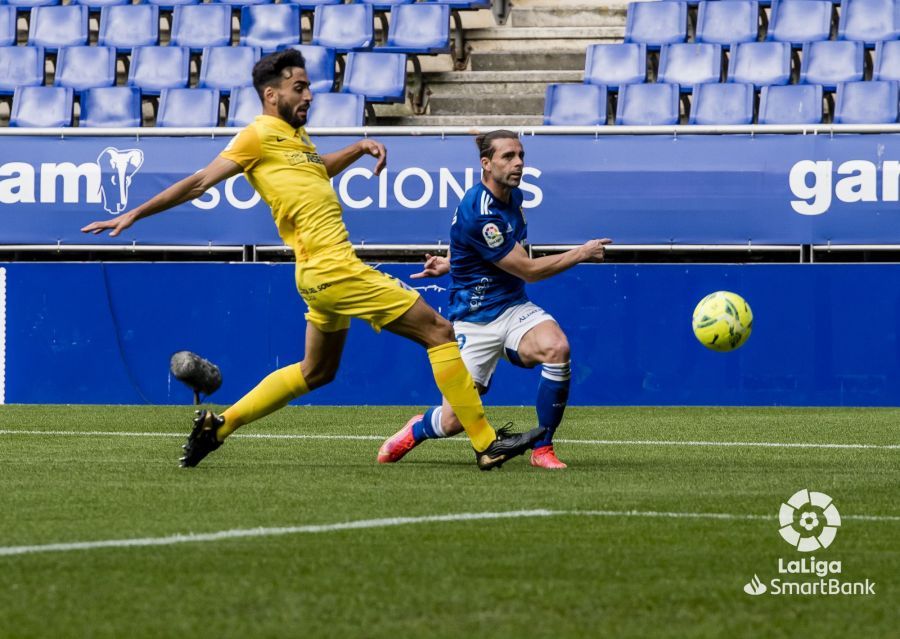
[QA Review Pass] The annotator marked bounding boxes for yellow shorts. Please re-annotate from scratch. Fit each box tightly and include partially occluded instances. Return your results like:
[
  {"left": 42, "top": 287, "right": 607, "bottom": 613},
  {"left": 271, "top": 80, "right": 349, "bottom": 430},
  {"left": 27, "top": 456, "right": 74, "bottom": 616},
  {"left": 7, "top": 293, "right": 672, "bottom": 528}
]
[{"left": 296, "top": 247, "right": 420, "bottom": 333}]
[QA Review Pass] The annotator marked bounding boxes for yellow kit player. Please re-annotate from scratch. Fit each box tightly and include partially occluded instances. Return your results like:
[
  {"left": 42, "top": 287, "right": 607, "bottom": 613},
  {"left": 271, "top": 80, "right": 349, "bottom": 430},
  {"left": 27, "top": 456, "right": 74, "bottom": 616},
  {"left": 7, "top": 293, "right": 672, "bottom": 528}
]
[{"left": 82, "top": 50, "right": 543, "bottom": 470}]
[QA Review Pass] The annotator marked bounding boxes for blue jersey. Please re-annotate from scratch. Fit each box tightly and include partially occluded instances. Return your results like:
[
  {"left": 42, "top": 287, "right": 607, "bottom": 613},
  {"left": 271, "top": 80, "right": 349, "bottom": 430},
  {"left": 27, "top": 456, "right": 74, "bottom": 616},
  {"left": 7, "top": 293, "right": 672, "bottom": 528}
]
[{"left": 447, "top": 183, "right": 529, "bottom": 323}]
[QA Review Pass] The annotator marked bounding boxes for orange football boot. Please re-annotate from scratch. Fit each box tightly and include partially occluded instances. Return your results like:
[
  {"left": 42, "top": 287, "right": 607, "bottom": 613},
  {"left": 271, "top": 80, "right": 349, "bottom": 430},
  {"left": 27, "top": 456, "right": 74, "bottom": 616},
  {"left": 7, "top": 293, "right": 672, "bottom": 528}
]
[
  {"left": 377, "top": 414, "right": 423, "bottom": 463},
  {"left": 530, "top": 445, "right": 567, "bottom": 469}
]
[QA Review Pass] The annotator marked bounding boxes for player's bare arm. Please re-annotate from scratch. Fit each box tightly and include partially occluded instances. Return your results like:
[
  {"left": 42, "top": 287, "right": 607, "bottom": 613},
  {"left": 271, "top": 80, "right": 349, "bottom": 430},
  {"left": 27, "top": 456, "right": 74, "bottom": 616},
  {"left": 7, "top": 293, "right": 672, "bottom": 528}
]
[
  {"left": 321, "top": 140, "right": 387, "bottom": 177},
  {"left": 411, "top": 251, "right": 451, "bottom": 279},
  {"left": 495, "top": 239, "right": 612, "bottom": 284},
  {"left": 80, "top": 156, "right": 243, "bottom": 237}
]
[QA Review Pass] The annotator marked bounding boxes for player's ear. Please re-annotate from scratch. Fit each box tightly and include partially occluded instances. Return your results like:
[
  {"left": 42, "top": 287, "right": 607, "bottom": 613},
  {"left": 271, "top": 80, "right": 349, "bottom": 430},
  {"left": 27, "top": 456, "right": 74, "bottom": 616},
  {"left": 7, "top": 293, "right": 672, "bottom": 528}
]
[
  {"left": 480, "top": 155, "right": 491, "bottom": 172},
  {"left": 263, "top": 85, "right": 276, "bottom": 106}
]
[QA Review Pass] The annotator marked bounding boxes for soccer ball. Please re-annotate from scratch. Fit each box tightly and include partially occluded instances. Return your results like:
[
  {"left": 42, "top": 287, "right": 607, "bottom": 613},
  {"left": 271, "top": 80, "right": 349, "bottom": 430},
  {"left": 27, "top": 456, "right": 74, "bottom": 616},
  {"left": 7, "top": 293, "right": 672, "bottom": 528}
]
[{"left": 692, "top": 291, "right": 753, "bottom": 352}]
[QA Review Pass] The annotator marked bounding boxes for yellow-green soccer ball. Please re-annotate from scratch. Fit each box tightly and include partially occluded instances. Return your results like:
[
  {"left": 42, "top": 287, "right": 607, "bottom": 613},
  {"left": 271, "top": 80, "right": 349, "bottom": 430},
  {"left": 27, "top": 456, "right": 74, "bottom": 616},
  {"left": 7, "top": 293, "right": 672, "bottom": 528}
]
[{"left": 692, "top": 291, "right": 753, "bottom": 352}]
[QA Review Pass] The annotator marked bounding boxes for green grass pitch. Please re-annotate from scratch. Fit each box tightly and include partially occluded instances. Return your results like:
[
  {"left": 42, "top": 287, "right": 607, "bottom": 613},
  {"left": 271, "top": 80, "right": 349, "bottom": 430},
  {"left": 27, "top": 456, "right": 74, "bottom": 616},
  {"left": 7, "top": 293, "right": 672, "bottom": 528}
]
[{"left": 0, "top": 405, "right": 897, "bottom": 638}]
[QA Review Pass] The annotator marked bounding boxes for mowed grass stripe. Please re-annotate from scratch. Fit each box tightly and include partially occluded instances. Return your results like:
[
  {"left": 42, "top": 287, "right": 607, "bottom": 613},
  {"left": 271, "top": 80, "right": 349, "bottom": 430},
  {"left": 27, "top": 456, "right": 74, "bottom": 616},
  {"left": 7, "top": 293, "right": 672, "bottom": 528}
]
[{"left": 1, "top": 429, "right": 898, "bottom": 450}]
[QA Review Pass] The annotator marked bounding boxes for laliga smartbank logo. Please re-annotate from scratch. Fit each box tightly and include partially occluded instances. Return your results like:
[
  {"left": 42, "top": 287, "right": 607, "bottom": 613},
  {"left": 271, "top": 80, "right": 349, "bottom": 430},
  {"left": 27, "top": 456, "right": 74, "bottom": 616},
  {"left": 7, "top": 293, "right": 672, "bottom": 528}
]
[{"left": 743, "top": 490, "right": 875, "bottom": 597}]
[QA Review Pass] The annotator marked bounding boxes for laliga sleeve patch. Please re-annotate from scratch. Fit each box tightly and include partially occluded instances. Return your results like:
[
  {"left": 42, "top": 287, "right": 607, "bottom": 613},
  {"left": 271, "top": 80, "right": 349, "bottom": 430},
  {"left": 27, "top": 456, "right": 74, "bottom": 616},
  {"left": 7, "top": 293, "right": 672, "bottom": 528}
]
[{"left": 482, "top": 222, "right": 504, "bottom": 248}]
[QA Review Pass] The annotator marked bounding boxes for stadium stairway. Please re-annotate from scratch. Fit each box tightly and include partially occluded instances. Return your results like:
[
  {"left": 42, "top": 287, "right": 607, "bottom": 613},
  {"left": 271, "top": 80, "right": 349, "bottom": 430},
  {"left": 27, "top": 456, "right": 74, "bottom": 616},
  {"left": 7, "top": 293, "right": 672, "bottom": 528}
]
[{"left": 378, "top": 0, "right": 627, "bottom": 126}]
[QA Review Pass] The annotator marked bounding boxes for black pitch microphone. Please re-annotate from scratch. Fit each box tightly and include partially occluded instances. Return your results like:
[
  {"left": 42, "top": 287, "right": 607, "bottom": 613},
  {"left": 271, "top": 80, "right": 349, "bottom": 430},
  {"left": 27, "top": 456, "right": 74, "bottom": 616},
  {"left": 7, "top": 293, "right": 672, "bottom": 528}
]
[{"left": 170, "top": 351, "right": 222, "bottom": 405}]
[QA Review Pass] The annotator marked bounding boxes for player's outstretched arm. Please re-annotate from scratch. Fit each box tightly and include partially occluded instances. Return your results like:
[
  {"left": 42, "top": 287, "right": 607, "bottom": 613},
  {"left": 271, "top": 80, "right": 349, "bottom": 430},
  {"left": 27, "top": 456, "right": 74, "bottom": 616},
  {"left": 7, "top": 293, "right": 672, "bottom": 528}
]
[
  {"left": 321, "top": 140, "right": 387, "bottom": 177},
  {"left": 495, "top": 239, "right": 612, "bottom": 284},
  {"left": 410, "top": 252, "right": 450, "bottom": 279},
  {"left": 80, "top": 157, "right": 243, "bottom": 237}
]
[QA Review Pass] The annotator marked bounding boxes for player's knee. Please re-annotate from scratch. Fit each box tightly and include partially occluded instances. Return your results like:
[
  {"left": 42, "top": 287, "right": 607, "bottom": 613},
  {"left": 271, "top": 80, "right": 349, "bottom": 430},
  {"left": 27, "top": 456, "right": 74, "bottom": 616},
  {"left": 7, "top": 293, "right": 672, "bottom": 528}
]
[
  {"left": 427, "top": 314, "right": 456, "bottom": 346},
  {"left": 542, "top": 337, "right": 570, "bottom": 363},
  {"left": 304, "top": 363, "right": 339, "bottom": 389}
]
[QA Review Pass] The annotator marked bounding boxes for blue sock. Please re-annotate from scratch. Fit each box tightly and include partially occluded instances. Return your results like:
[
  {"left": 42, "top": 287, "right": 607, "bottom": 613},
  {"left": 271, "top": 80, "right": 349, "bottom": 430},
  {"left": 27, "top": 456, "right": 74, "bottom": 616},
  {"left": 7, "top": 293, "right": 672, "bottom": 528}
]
[
  {"left": 412, "top": 406, "right": 443, "bottom": 443},
  {"left": 535, "top": 361, "right": 570, "bottom": 449}
]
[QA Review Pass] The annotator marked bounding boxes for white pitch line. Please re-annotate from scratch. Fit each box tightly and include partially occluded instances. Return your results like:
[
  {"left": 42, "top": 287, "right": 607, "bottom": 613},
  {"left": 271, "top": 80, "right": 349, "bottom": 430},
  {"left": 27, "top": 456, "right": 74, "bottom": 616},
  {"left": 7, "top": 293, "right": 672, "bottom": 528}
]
[
  {"left": 0, "top": 429, "right": 897, "bottom": 450},
  {"left": 1, "top": 508, "right": 897, "bottom": 558}
]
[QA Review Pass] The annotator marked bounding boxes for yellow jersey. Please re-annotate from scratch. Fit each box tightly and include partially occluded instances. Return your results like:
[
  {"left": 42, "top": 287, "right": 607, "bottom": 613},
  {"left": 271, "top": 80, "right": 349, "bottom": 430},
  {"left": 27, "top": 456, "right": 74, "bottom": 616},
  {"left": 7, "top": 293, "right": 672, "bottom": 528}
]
[{"left": 219, "top": 114, "right": 351, "bottom": 264}]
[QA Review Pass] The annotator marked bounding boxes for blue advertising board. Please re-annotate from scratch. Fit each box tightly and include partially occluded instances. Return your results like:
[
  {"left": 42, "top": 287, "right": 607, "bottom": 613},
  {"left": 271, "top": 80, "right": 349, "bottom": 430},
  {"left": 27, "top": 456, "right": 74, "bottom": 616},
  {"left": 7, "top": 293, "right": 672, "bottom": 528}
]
[
  {"left": 3, "top": 261, "right": 900, "bottom": 407},
  {"left": 0, "top": 134, "right": 899, "bottom": 246}
]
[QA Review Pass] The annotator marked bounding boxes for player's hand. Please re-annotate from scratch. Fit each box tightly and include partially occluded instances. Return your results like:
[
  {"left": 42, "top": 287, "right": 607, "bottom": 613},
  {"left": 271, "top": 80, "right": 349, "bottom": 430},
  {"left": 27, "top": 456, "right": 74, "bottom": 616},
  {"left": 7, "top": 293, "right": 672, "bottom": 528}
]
[
  {"left": 411, "top": 253, "right": 450, "bottom": 279},
  {"left": 357, "top": 139, "right": 387, "bottom": 176},
  {"left": 580, "top": 238, "right": 613, "bottom": 262},
  {"left": 81, "top": 211, "right": 137, "bottom": 237}
]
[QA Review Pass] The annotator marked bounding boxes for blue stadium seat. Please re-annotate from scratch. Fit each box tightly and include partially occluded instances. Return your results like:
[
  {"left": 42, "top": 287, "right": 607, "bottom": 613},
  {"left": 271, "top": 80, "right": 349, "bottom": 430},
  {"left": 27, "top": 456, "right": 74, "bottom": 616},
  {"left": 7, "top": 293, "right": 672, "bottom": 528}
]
[
  {"left": 584, "top": 43, "right": 646, "bottom": 91},
  {"left": 874, "top": 40, "right": 900, "bottom": 82},
  {"left": 688, "top": 82, "right": 755, "bottom": 124},
  {"left": 833, "top": 80, "right": 899, "bottom": 123},
  {"left": 307, "top": 92, "right": 365, "bottom": 127},
  {"left": 357, "top": 0, "right": 414, "bottom": 8},
  {"left": 616, "top": 83, "right": 681, "bottom": 125},
  {"left": 54, "top": 45, "right": 115, "bottom": 90},
  {"left": 98, "top": 5, "right": 159, "bottom": 53},
  {"left": 624, "top": 1, "right": 687, "bottom": 50},
  {"left": 728, "top": 41, "right": 792, "bottom": 88},
  {"left": 657, "top": 43, "right": 722, "bottom": 91},
  {"left": 10, "top": 85, "right": 72, "bottom": 126},
  {"left": 767, "top": 0, "right": 833, "bottom": 47},
  {"left": 758, "top": 84, "right": 823, "bottom": 123},
  {"left": 0, "top": 46, "right": 44, "bottom": 95},
  {"left": 800, "top": 41, "right": 864, "bottom": 91},
  {"left": 144, "top": 0, "right": 200, "bottom": 10},
  {"left": 695, "top": 1, "right": 759, "bottom": 48},
  {"left": 838, "top": 0, "right": 899, "bottom": 47},
  {"left": 157, "top": 88, "right": 220, "bottom": 127},
  {"left": 212, "top": 0, "right": 272, "bottom": 6},
  {"left": 3, "top": 0, "right": 60, "bottom": 8},
  {"left": 79, "top": 86, "right": 141, "bottom": 127},
  {"left": 379, "top": 4, "right": 450, "bottom": 54},
  {"left": 128, "top": 46, "right": 190, "bottom": 95},
  {"left": 284, "top": 0, "right": 342, "bottom": 9},
  {"left": 278, "top": 44, "right": 336, "bottom": 93},
  {"left": 240, "top": 5, "right": 301, "bottom": 53},
  {"left": 199, "top": 46, "right": 260, "bottom": 94},
  {"left": 171, "top": 5, "right": 232, "bottom": 52},
  {"left": 0, "top": 6, "right": 16, "bottom": 47},
  {"left": 543, "top": 83, "right": 608, "bottom": 126},
  {"left": 28, "top": 5, "right": 88, "bottom": 52},
  {"left": 341, "top": 51, "right": 406, "bottom": 102},
  {"left": 226, "top": 85, "right": 262, "bottom": 127},
  {"left": 418, "top": 1, "right": 492, "bottom": 8},
  {"left": 312, "top": 3, "right": 374, "bottom": 51},
  {"left": 71, "top": 0, "right": 130, "bottom": 8}
]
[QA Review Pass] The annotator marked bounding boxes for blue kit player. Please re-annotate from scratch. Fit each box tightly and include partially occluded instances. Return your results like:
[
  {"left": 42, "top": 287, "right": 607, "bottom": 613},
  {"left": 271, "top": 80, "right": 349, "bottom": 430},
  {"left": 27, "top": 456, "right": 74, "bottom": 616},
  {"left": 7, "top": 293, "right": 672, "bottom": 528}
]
[{"left": 378, "top": 130, "right": 611, "bottom": 469}]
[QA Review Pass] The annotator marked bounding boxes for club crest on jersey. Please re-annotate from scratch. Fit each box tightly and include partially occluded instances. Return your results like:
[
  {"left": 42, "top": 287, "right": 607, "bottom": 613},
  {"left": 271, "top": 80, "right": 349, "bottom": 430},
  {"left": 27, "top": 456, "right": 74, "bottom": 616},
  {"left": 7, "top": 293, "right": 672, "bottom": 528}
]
[{"left": 482, "top": 222, "right": 504, "bottom": 248}]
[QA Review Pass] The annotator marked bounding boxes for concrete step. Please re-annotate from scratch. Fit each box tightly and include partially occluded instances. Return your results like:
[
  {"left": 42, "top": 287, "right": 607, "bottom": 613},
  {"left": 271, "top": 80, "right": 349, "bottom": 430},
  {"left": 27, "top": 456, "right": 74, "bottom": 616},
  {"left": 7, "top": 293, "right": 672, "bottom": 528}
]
[
  {"left": 377, "top": 114, "right": 544, "bottom": 127},
  {"left": 426, "top": 70, "right": 584, "bottom": 91},
  {"left": 465, "top": 26, "right": 623, "bottom": 40},
  {"left": 470, "top": 50, "right": 588, "bottom": 71},
  {"left": 510, "top": 3, "right": 629, "bottom": 28},
  {"left": 428, "top": 93, "right": 546, "bottom": 116}
]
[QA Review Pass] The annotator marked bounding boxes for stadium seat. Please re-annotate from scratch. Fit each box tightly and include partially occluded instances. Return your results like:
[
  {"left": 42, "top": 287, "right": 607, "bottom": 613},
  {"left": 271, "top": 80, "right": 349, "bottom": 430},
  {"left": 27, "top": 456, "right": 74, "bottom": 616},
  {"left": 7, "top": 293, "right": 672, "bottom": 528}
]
[
  {"left": 833, "top": 80, "right": 899, "bottom": 123},
  {"left": 199, "top": 46, "right": 260, "bottom": 94},
  {"left": 695, "top": 1, "right": 759, "bottom": 48},
  {"left": 583, "top": 43, "right": 646, "bottom": 91},
  {"left": 357, "top": 0, "right": 415, "bottom": 8},
  {"left": 657, "top": 43, "right": 722, "bottom": 91},
  {"left": 0, "top": 46, "right": 44, "bottom": 95},
  {"left": 874, "top": 41, "right": 900, "bottom": 82},
  {"left": 71, "top": 0, "right": 131, "bottom": 8},
  {"left": 10, "top": 86, "right": 72, "bottom": 126},
  {"left": 624, "top": 1, "right": 687, "bottom": 50},
  {"left": 226, "top": 85, "right": 262, "bottom": 127},
  {"left": 306, "top": 92, "right": 365, "bottom": 127},
  {"left": 543, "top": 83, "right": 608, "bottom": 126},
  {"left": 767, "top": 0, "right": 833, "bottom": 47},
  {"left": 728, "top": 41, "right": 792, "bottom": 88},
  {"left": 28, "top": 5, "right": 88, "bottom": 52},
  {"left": 157, "top": 87, "right": 220, "bottom": 127},
  {"left": 758, "top": 84, "right": 823, "bottom": 123},
  {"left": 341, "top": 51, "right": 406, "bottom": 102},
  {"left": 3, "top": 0, "right": 60, "bottom": 8},
  {"left": 79, "top": 86, "right": 141, "bottom": 127},
  {"left": 98, "top": 5, "right": 159, "bottom": 53},
  {"left": 312, "top": 3, "right": 374, "bottom": 51},
  {"left": 284, "top": 0, "right": 342, "bottom": 9},
  {"left": 144, "top": 0, "right": 200, "bottom": 9},
  {"left": 278, "top": 44, "right": 336, "bottom": 93},
  {"left": 419, "top": 1, "right": 490, "bottom": 8},
  {"left": 54, "top": 46, "right": 115, "bottom": 90},
  {"left": 615, "top": 82, "right": 681, "bottom": 125},
  {"left": 379, "top": 4, "right": 450, "bottom": 54},
  {"left": 799, "top": 41, "right": 864, "bottom": 91},
  {"left": 127, "top": 46, "right": 190, "bottom": 95},
  {"left": 240, "top": 5, "right": 301, "bottom": 53},
  {"left": 170, "top": 5, "right": 232, "bottom": 52},
  {"left": 0, "top": 6, "right": 15, "bottom": 47},
  {"left": 838, "top": 0, "right": 900, "bottom": 47},
  {"left": 688, "top": 82, "right": 755, "bottom": 124},
  {"left": 212, "top": 0, "right": 273, "bottom": 6}
]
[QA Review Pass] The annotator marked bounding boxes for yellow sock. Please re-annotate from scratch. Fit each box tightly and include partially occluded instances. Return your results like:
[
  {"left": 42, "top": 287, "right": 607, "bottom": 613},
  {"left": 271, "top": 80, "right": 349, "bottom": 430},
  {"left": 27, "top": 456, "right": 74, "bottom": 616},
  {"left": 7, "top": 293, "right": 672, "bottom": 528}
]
[
  {"left": 427, "top": 342, "right": 496, "bottom": 452},
  {"left": 218, "top": 363, "right": 309, "bottom": 441}
]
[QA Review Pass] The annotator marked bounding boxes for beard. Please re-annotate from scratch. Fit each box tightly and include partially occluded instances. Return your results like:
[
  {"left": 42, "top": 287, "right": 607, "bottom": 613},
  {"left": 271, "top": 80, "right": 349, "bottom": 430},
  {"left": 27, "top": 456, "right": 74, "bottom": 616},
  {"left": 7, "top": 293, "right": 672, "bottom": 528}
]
[{"left": 277, "top": 98, "right": 307, "bottom": 129}]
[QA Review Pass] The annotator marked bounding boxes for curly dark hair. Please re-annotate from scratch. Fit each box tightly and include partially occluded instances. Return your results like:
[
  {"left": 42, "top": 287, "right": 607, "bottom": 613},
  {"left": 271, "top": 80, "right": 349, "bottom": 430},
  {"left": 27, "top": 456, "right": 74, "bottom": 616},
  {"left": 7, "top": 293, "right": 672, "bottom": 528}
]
[{"left": 252, "top": 49, "right": 307, "bottom": 101}]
